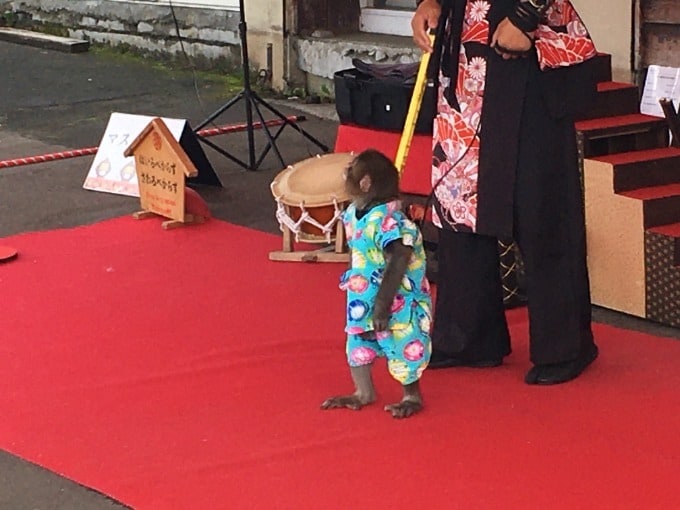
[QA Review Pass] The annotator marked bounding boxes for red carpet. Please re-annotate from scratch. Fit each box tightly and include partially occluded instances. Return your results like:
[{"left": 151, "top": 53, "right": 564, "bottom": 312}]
[{"left": 1, "top": 217, "right": 680, "bottom": 509}]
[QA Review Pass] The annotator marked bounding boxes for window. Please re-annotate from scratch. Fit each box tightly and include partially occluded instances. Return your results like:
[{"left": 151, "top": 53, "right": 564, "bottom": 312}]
[
  {"left": 117, "top": 0, "right": 239, "bottom": 9},
  {"left": 360, "top": 0, "right": 416, "bottom": 36}
]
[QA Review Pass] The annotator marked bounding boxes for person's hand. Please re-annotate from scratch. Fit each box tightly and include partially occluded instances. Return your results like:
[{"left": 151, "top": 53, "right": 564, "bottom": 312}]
[
  {"left": 411, "top": 0, "right": 441, "bottom": 53},
  {"left": 491, "top": 18, "right": 534, "bottom": 60}
]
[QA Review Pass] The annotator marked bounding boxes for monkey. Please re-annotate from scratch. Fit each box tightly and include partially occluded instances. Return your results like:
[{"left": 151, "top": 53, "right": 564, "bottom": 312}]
[{"left": 321, "top": 149, "right": 432, "bottom": 419}]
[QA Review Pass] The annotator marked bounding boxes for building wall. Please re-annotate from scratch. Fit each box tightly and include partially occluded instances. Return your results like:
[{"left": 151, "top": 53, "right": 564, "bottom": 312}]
[
  {"left": 637, "top": 0, "right": 680, "bottom": 72},
  {"left": 3, "top": 1, "right": 241, "bottom": 59},
  {"left": 0, "top": 0, "right": 291, "bottom": 89},
  {"left": 573, "top": 0, "right": 633, "bottom": 82},
  {"left": 0, "top": 0, "right": 642, "bottom": 92},
  {"left": 355, "top": 1, "right": 636, "bottom": 84},
  {"left": 243, "top": 0, "right": 288, "bottom": 90}
]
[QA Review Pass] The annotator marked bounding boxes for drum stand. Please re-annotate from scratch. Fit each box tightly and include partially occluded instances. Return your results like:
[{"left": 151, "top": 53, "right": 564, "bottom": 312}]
[
  {"left": 269, "top": 219, "right": 349, "bottom": 263},
  {"left": 194, "top": 0, "right": 328, "bottom": 171},
  {"left": 268, "top": 152, "right": 353, "bottom": 263}
]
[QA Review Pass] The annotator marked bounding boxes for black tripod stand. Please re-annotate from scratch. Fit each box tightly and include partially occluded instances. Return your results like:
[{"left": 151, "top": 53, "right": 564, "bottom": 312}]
[{"left": 194, "top": 0, "right": 328, "bottom": 170}]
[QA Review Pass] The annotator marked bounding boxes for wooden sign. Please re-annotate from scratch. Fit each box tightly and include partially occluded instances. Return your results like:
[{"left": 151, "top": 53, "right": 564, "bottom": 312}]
[{"left": 124, "top": 118, "right": 203, "bottom": 229}]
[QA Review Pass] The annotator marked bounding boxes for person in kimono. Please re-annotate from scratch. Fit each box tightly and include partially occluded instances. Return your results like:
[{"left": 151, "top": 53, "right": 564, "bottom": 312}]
[{"left": 412, "top": 0, "right": 599, "bottom": 384}]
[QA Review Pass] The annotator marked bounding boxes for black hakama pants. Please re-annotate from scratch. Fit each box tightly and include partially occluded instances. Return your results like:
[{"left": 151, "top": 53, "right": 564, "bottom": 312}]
[{"left": 431, "top": 63, "right": 596, "bottom": 366}]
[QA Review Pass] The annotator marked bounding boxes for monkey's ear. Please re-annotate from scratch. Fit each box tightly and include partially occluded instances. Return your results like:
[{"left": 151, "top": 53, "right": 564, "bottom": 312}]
[{"left": 359, "top": 174, "right": 372, "bottom": 193}]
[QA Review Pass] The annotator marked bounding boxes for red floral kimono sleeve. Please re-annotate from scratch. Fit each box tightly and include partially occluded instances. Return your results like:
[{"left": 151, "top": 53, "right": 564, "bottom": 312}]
[{"left": 534, "top": 0, "right": 598, "bottom": 69}]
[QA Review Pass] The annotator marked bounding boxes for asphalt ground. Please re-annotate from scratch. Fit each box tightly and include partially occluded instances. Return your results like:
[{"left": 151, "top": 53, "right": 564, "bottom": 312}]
[
  {"left": 0, "top": 38, "right": 678, "bottom": 510},
  {"left": 0, "top": 39, "right": 339, "bottom": 510},
  {"left": 0, "top": 40, "right": 339, "bottom": 240}
]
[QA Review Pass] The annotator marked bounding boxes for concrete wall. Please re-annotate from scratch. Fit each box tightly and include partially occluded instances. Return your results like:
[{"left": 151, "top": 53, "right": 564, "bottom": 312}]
[
  {"left": 573, "top": 0, "right": 633, "bottom": 82},
  {"left": 242, "top": 0, "right": 288, "bottom": 90},
  {"left": 0, "top": 0, "right": 292, "bottom": 89},
  {"left": 0, "top": 0, "right": 636, "bottom": 93},
  {"left": 0, "top": 1, "right": 251, "bottom": 74}
]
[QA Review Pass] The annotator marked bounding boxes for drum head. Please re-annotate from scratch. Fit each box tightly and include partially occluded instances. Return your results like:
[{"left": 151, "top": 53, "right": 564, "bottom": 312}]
[{"left": 271, "top": 152, "right": 354, "bottom": 207}]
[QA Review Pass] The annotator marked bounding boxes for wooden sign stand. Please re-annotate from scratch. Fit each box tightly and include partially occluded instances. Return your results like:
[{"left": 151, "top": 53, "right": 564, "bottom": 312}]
[{"left": 124, "top": 118, "right": 206, "bottom": 229}]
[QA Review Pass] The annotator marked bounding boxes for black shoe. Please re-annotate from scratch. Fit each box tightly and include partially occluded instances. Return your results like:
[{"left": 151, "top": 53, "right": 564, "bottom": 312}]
[
  {"left": 525, "top": 344, "right": 599, "bottom": 385},
  {"left": 428, "top": 352, "right": 503, "bottom": 369}
]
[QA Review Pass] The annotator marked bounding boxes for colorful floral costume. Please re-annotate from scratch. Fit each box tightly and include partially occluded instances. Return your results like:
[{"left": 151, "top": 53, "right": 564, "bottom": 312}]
[
  {"left": 432, "top": 0, "right": 597, "bottom": 233},
  {"left": 340, "top": 201, "right": 432, "bottom": 385}
]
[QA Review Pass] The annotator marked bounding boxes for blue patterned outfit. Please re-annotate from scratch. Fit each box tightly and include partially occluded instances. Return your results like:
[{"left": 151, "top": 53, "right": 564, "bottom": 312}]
[{"left": 340, "top": 200, "right": 432, "bottom": 385}]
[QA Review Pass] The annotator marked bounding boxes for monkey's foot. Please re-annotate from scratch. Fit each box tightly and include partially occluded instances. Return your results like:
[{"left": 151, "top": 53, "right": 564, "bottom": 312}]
[
  {"left": 321, "top": 394, "right": 375, "bottom": 411},
  {"left": 384, "top": 399, "right": 423, "bottom": 419}
]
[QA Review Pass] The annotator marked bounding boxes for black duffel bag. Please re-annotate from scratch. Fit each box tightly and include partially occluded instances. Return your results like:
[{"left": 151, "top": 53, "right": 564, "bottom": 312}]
[{"left": 334, "top": 58, "right": 436, "bottom": 134}]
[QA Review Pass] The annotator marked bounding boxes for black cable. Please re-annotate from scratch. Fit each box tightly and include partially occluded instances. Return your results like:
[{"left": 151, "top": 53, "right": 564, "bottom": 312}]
[
  {"left": 167, "top": 0, "right": 208, "bottom": 117},
  {"left": 414, "top": 118, "right": 481, "bottom": 235},
  {"left": 412, "top": 0, "right": 478, "bottom": 234}
]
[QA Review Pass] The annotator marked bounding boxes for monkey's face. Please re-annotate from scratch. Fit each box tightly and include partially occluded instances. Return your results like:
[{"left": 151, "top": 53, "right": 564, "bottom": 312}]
[
  {"left": 344, "top": 160, "right": 373, "bottom": 209},
  {"left": 344, "top": 149, "right": 399, "bottom": 210},
  {"left": 344, "top": 162, "right": 362, "bottom": 200}
]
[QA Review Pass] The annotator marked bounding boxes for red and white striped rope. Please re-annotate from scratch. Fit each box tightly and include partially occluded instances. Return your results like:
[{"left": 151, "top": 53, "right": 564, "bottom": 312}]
[{"left": 0, "top": 116, "right": 302, "bottom": 169}]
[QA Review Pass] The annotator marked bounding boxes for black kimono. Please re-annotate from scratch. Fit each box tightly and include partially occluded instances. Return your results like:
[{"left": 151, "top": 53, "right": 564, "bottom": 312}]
[{"left": 429, "top": 0, "right": 599, "bottom": 369}]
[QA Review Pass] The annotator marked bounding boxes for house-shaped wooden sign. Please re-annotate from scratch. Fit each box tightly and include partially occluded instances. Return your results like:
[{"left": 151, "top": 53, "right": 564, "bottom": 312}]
[{"left": 123, "top": 117, "right": 205, "bottom": 229}]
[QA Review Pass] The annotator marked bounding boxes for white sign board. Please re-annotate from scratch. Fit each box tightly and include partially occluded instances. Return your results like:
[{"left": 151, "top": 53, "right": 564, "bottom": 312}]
[
  {"left": 640, "top": 65, "right": 680, "bottom": 118},
  {"left": 83, "top": 112, "right": 187, "bottom": 197}
]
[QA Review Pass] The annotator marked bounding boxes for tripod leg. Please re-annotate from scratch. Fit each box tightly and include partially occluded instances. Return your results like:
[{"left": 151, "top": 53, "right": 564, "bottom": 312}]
[
  {"left": 244, "top": 89, "right": 257, "bottom": 169},
  {"left": 247, "top": 91, "right": 286, "bottom": 168},
  {"left": 195, "top": 134, "right": 251, "bottom": 170},
  {"left": 195, "top": 91, "right": 245, "bottom": 131},
  {"left": 251, "top": 91, "right": 329, "bottom": 152},
  {"left": 254, "top": 123, "right": 287, "bottom": 170}
]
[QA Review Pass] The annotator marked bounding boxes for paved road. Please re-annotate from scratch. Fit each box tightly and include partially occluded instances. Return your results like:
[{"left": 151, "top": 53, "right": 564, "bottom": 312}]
[
  {"left": 0, "top": 39, "right": 338, "bottom": 510},
  {"left": 0, "top": 40, "right": 339, "bottom": 239}
]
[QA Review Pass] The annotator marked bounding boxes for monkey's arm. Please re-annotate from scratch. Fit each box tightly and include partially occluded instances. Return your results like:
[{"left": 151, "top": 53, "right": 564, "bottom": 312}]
[{"left": 374, "top": 240, "right": 413, "bottom": 331}]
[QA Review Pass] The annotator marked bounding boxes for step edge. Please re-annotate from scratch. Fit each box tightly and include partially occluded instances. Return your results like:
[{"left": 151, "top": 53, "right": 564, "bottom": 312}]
[
  {"left": 576, "top": 114, "right": 665, "bottom": 132},
  {"left": 588, "top": 147, "right": 680, "bottom": 165},
  {"left": 647, "top": 222, "right": 680, "bottom": 237},
  {"left": 597, "top": 81, "right": 639, "bottom": 92},
  {"left": 618, "top": 184, "right": 680, "bottom": 201}
]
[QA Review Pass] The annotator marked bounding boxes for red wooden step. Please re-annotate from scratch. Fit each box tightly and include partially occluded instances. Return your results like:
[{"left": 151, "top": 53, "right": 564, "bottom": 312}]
[
  {"left": 576, "top": 113, "right": 669, "bottom": 158},
  {"left": 619, "top": 184, "right": 680, "bottom": 228},
  {"left": 576, "top": 113, "right": 666, "bottom": 134},
  {"left": 589, "top": 147, "right": 680, "bottom": 192},
  {"left": 591, "top": 53, "right": 613, "bottom": 83},
  {"left": 648, "top": 222, "right": 680, "bottom": 237},
  {"left": 576, "top": 81, "right": 640, "bottom": 121}
]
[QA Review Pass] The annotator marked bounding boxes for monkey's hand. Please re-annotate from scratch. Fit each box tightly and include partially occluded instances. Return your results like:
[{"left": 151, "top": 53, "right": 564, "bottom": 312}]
[
  {"left": 373, "top": 300, "right": 390, "bottom": 332},
  {"left": 374, "top": 241, "right": 413, "bottom": 331}
]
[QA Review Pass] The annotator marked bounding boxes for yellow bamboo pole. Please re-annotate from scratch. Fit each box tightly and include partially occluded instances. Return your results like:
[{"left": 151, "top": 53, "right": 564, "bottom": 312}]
[{"left": 394, "top": 34, "right": 435, "bottom": 175}]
